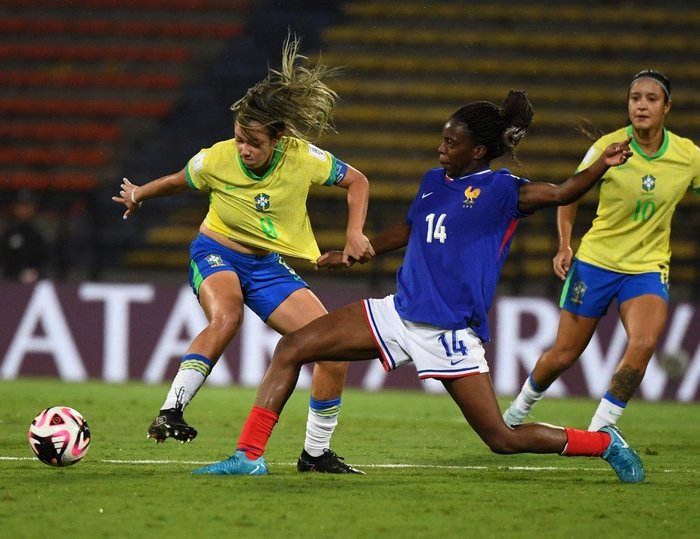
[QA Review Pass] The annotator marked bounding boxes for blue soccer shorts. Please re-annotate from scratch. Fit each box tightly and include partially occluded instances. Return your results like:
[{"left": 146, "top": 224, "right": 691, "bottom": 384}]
[
  {"left": 188, "top": 233, "right": 308, "bottom": 321},
  {"left": 560, "top": 258, "right": 669, "bottom": 318}
]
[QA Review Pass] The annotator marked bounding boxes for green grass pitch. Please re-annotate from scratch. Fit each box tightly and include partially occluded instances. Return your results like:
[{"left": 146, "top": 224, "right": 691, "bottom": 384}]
[{"left": 1, "top": 378, "right": 698, "bottom": 538}]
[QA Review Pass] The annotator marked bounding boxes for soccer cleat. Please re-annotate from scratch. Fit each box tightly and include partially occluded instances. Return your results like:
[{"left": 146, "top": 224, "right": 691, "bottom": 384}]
[
  {"left": 600, "top": 425, "right": 645, "bottom": 483},
  {"left": 192, "top": 450, "right": 268, "bottom": 475},
  {"left": 297, "top": 448, "right": 365, "bottom": 475},
  {"left": 502, "top": 401, "right": 529, "bottom": 427},
  {"left": 147, "top": 408, "right": 197, "bottom": 444}
]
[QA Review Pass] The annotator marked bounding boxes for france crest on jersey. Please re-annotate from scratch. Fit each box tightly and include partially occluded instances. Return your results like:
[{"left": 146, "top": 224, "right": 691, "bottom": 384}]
[{"left": 393, "top": 167, "right": 529, "bottom": 342}]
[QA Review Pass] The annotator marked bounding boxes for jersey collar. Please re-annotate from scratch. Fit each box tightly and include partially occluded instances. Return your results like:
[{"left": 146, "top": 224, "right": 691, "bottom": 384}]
[
  {"left": 628, "top": 124, "right": 669, "bottom": 161},
  {"left": 237, "top": 140, "right": 284, "bottom": 181},
  {"left": 446, "top": 168, "right": 491, "bottom": 182}
]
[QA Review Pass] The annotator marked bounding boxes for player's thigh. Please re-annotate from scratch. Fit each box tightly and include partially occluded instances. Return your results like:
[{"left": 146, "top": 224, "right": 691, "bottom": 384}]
[
  {"left": 198, "top": 270, "right": 245, "bottom": 325},
  {"left": 279, "top": 301, "right": 380, "bottom": 362},
  {"left": 266, "top": 287, "right": 328, "bottom": 334},
  {"left": 619, "top": 294, "right": 668, "bottom": 345}
]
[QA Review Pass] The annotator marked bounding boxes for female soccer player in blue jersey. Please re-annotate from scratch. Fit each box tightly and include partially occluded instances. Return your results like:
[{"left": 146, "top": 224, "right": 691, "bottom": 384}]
[
  {"left": 112, "top": 36, "right": 374, "bottom": 474},
  {"left": 503, "top": 70, "right": 700, "bottom": 431},
  {"left": 192, "top": 90, "right": 646, "bottom": 483}
]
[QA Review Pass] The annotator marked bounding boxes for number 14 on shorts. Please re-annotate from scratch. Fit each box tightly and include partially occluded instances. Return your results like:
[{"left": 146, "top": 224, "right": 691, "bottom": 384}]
[{"left": 438, "top": 330, "right": 468, "bottom": 357}]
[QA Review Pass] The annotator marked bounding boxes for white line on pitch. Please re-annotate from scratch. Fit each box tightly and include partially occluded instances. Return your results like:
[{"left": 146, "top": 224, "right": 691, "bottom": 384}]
[{"left": 0, "top": 456, "right": 682, "bottom": 473}]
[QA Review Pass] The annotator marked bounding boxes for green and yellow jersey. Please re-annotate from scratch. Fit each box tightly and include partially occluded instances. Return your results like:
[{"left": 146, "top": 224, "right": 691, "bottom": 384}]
[
  {"left": 575, "top": 125, "right": 700, "bottom": 274},
  {"left": 185, "top": 136, "right": 347, "bottom": 263}
]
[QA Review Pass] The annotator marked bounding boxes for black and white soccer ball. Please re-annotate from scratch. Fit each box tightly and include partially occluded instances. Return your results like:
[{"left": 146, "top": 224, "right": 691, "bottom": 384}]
[{"left": 28, "top": 406, "right": 91, "bottom": 467}]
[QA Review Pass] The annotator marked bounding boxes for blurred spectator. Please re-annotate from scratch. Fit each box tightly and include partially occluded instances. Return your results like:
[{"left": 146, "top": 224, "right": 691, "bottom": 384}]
[{"left": 1, "top": 190, "right": 46, "bottom": 283}]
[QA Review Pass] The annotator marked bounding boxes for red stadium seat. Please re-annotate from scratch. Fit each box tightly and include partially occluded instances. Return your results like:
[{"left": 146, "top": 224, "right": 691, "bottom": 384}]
[
  {"left": 0, "top": 97, "right": 172, "bottom": 117},
  {"left": 3, "top": 172, "right": 98, "bottom": 191},
  {"left": 0, "top": 70, "right": 182, "bottom": 91}
]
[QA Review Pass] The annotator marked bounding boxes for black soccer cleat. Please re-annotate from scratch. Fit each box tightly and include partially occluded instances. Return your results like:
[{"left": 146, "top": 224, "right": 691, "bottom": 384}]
[
  {"left": 297, "top": 448, "right": 365, "bottom": 474},
  {"left": 147, "top": 408, "right": 197, "bottom": 444}
]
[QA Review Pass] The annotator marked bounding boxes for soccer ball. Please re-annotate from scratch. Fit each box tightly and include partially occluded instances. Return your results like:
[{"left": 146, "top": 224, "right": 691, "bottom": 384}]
[{"left": 28, "top": 406, "right": 91, "bottom": 467}]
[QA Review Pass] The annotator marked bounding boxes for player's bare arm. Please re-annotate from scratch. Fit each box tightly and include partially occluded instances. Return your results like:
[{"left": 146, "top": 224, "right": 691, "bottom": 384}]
[
  {"left": 334, "top": 164, "right": 375, "bottom": 264},
  {"left": 317, "top": 222, "right": 411, "bottom": 270},
  {"left": 112, "top": 169, "right": 190, "bottom": 219},
  {"left": 517, "top": 137, "right": 632, "bottom": 214}
]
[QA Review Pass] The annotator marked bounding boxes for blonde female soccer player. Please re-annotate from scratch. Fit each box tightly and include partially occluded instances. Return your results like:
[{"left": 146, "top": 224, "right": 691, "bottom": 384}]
[{"left": 112, "top": 35, "right": 374, "bottom": 474}]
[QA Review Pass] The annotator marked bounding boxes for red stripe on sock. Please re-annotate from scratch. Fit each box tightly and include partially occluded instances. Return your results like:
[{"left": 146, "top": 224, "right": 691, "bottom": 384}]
[
  {"left": 562, "top": 427, "right": 611, "bottom": 457},
  {"left": 237, "top": 406, "right": 279, "bottom": 459}
]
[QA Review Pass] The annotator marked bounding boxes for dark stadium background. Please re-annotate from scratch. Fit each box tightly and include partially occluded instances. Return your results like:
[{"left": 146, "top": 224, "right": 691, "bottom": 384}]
[{"left": 1, "top": 0, "right": 699, "bottom": 399}]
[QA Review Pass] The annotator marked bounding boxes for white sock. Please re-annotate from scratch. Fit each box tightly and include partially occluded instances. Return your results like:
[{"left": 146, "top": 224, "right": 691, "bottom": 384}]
[
  {"left": 513, "top": 374, "right": 547, "bottom": 414},
  {"left": 304, "top": 397, "right": 341, "bottom": 457},
  {"left": 161, "top": 354, "right": 212, "bottom": 411},
  {"left": 588, "top": 392, "right": 626, "bottom": 431}
]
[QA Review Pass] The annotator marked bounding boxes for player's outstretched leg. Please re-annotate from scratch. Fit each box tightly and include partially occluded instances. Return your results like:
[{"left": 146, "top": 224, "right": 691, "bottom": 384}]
[
  {"left": 147, "top": 406, "right": 197, "bottom": 444},
  {"left": 600, "top": 426, "right": 645, "bottom": 483},
  {"left": 297, "top": 448, "right": 365, "bottom": 474},
  {"left": 192, "top": 450, "right": 269, "bottom": 476}
]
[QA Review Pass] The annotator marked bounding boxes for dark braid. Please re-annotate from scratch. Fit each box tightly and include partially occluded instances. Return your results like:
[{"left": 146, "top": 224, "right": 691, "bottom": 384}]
[
  {"left": 576, "top": 117, "right": 606, "bottom": 142},
  {"left": 451, "top": 90, "right": 534, "bottom": 161}
]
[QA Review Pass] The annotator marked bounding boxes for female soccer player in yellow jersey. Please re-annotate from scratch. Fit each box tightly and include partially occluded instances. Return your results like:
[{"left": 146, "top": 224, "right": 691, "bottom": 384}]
[
  {"left": 504, "top": 70, "right": 700, "bottom": 430},
  {"left": 112, "top": 35, "right": 374, "bottom": 474}
]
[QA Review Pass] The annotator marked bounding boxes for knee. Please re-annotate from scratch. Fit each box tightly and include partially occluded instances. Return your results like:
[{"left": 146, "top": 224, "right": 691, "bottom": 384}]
[
  {"left": 276, "top": 332, "right": 307, "bottom": 365},
  {"left": 627, "top": 334, "right": 658, "bottom": 359},
  {"left": 479, "top": 429, "right": 519, "bottom": 455},
  {"left": 208, "top": 312, "right": 243, "bottom": 339}
]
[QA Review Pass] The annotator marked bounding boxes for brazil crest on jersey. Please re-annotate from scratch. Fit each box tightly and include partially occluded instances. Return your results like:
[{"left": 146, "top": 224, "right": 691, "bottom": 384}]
[
  {"left": 185, "top": 136, "right": 348, "bottom": 263},
  {"left": 393, "top": 167, "right": 529, "bottom": 342},
  {"left": 575, "top": 125, "right": 700, "bottom": 274}
]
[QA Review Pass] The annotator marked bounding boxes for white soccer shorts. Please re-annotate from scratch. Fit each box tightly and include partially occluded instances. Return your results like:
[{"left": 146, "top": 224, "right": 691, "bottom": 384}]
[{"left": 363, "top": 295, "right": 489, "bottom": 380}]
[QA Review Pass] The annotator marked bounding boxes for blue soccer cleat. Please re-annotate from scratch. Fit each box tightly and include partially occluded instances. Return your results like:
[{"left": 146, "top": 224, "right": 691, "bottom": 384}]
[
  {"left": 600, "top": 425, "right": 645, "bottom": 483},
  {"left": 192, "top": 450, "right": 268, "bottom": 476}
]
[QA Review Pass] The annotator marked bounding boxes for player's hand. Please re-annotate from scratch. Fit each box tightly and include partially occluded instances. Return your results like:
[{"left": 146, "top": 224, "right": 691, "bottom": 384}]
[
  {"left": 111, "top": 177, "right": 143, "bottom": 220},
  {"left": 316, "top": 250, "right": 351, "bottom": 270},
  {"left": 553, "top": 246, "right": 574, "bottom": 280},
  {"left": 342, "top": 231, "right": 375, "bottom": 266},
  {"left": 603, "top": 137, "right": 633, "bottom": 166}
]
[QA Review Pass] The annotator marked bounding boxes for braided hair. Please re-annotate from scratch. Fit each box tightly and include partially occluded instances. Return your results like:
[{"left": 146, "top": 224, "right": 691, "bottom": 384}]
[
  {"left": 450, "top": 90, "right": 534, "bottom": 161},
  {"left": 231, "top": 34, "right": 339, "bottom": 143}
]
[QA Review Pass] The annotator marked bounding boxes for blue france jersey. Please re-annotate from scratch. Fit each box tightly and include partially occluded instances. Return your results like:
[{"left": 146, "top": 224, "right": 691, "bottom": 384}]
[{"left": 393, "top": 167, "right": 529, "bottom": 341}]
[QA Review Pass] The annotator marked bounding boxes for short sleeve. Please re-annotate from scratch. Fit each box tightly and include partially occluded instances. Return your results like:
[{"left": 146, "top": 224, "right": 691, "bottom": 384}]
[
  {"left": 576, "top": 142, "right": 603, "bottom": 173},
  {"left": 185, "top": 150, "right": 208, "bottom": 190}
]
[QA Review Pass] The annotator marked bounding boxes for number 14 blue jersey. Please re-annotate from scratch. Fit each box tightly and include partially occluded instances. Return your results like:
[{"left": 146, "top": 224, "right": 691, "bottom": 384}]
[{"left": 393, "top": 167, "right": 529, "bottom": 342}]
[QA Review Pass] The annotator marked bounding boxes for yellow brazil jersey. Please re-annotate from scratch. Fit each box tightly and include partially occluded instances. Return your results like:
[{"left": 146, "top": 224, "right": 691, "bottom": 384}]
[
  {"left": 575, "top": 125, "right": 700, "bottom": 274},
  {"left": 185, "top": 136, "right": 346, "bottom": 263}
]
